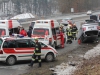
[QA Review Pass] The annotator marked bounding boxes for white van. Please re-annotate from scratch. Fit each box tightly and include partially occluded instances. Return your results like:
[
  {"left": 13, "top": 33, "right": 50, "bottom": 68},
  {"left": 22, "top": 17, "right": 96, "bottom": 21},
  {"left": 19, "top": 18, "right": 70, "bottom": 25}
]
[
  {"left": 0, "top": 20, "right": 21, "bottom": 36},
  {"left": 32, "top": 19, "right": 66, "bottom": 48}
]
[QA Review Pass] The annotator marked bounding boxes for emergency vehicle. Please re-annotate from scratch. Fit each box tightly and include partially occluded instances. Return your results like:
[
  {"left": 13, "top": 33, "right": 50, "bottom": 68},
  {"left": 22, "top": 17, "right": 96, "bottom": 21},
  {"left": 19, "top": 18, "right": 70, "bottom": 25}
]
[
  {"left": 0, "top": 20, "right": 21, "bottom": 36},
  {"left": 0, "top": 36, "right": 58, "bottom": 65},
  {"left": 32, "top": 19, "right": 66, "bottom": 48}
]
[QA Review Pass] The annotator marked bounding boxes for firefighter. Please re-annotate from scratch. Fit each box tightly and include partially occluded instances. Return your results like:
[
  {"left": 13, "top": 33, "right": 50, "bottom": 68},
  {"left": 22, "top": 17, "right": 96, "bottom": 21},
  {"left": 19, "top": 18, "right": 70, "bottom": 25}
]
[
  {"left": 59, "top": 27, "right": 64, "bottom": 48},
  {"left": 72, "top": 24, "right": 78, "bottom": 40},
  {"left": 66, "top": 25, "right": 73, "bottom": 44},
  {"left": 28, "top": 38, "right": 41, "bottom": 67},
  {"left": 60, "top": 24, "right": 64, "bottom": 33}
]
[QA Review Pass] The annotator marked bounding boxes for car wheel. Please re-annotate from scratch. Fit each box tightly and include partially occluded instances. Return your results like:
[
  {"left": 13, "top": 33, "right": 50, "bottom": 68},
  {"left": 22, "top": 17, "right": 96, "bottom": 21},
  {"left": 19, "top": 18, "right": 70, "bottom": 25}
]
[
  {"left": 6, "top": 56, "right": 16, "bottom": 65},
  {"left": 45, "top": 53, "right": 54, "bottom": 62}
]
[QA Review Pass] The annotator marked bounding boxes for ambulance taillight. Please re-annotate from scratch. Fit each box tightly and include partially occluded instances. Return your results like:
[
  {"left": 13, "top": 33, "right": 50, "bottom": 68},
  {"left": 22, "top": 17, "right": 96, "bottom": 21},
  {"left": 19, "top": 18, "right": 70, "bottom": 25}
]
[{"left": 0, "top": 50, "right": 3, "bottom": 54}]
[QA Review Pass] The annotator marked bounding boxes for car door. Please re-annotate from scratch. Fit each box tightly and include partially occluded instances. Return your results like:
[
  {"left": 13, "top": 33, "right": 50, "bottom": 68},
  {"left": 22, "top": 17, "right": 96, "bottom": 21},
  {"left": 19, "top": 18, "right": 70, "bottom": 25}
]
[{"left": 15, "top": 39, "right": 33, "bottom": 60}]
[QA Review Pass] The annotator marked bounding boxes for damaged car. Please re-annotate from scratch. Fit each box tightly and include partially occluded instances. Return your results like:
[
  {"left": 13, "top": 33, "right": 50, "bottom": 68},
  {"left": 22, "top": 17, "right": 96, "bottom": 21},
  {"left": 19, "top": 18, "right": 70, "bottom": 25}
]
[{"left": 78, "top": 19, "right": 99, "bottom": 43}]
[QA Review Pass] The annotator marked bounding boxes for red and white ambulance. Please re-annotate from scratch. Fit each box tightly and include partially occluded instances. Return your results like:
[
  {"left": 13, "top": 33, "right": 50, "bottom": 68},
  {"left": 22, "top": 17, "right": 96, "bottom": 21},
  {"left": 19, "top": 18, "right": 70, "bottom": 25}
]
[
  {"left": 32, "top": 19, "right": 66, "bottom": 48},
  {"left": 0, "top": 20, "right": 21, "bottom": 36},
  {"left": 0, "top": 36, "right": 58, "bottom": 65}
]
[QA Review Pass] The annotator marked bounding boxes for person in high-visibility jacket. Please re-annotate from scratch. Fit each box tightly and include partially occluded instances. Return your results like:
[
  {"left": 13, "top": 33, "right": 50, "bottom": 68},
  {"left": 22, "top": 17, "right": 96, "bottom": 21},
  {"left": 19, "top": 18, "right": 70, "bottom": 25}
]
[
  {"left": 72, "top": 24, "right": 78, "bottom": 40},
  {"left": 28, "top": 38, "right": 41, "bottom": 67},
  {"left": 66, "top": 25, "right": 73, "bottom": 44}
]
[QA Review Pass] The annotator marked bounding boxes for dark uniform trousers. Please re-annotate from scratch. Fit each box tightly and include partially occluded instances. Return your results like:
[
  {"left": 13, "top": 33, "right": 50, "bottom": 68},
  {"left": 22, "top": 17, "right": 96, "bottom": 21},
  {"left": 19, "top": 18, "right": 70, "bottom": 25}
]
[
  {"left": 72, "top": 26, "right": 78, "bottom": 40},
  {"left": 72, "top": 32, "right": 77, "bottom": 40},
  {"left": 30, "top": 54, "right": 41, "bottom": 67},
  {"left": 29, "top": 42, "right": 41, "bottom": 67}
]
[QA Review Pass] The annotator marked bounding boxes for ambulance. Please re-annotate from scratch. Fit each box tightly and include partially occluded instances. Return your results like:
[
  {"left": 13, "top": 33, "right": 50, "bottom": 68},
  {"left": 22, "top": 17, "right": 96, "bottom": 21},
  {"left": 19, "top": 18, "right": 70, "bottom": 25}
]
[
  {"left": 0, "top": 20, "right": 21, "bottom": 36},
  {"left": 0, "top": 36, "right": 58, "bottom": 65},
  {"left": 32, "top": 19, "right": 66, "bottom": 48}
]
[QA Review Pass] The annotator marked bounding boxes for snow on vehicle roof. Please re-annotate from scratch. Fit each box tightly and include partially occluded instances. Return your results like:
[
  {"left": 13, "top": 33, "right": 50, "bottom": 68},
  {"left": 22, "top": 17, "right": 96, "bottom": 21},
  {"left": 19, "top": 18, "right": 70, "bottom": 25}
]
[{"left": 11, "top": 13, "right": 35, "bottom": 19}]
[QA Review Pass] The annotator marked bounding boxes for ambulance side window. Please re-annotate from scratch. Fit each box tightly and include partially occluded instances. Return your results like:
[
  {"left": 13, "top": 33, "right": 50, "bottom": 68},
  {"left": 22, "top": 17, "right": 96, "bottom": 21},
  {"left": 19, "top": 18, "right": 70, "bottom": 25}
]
[
  {"left": 3, "top": 41, "right": 8, "bottom": 48},
  {"left": 16, "top": 40, "right": 30, "bottom": 48},
  {"left": 29, "top": 40, "right": 35, "bottom": 47},
  {"left": 3, "top": 40, "right": 16, "bottom": 48},
  {"left": 8, "top": 41, "right": 16, "bottom": 48},
  {"left": 39, "top": 42, "right": 47, "bottom": 47},
  {"left": 10, "top": 28, "right": 18, "bottom": 34}
]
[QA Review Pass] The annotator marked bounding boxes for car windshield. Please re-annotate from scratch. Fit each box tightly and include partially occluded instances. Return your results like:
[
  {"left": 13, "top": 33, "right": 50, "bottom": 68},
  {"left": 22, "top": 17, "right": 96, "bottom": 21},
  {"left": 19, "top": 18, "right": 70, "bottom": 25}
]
[
  {"left": 33, "top": 28, "right": 49, "bottom": 35},
  {"left": 0, "top": 28, "right": 6, "bottom": 36},
  {"left": 0, "top": 39, "right": 3, "bottom": 49}
]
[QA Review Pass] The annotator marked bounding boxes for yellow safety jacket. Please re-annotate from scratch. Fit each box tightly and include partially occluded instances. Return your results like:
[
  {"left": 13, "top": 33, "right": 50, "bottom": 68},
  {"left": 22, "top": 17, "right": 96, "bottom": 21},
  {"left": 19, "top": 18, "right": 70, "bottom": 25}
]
[{"left": 66, "top": 28, "right": 72, "bottom": 36}]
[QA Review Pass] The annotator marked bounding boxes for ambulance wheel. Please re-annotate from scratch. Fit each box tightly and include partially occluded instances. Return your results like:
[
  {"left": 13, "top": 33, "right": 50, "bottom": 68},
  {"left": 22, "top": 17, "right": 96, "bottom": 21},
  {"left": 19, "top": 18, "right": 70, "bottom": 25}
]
[
  {"left": 6, "top": 56, "right": 16, "bottom": 65},
  {"left": 45, "top": 53, "right": 54, "bottom": 62}
]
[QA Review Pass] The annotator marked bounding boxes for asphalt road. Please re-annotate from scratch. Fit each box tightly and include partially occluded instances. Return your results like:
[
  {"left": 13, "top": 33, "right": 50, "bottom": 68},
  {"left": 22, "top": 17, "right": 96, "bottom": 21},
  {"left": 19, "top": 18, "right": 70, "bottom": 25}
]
[{"left": 0, "top": 15, "right": 89, "bottom": 75}]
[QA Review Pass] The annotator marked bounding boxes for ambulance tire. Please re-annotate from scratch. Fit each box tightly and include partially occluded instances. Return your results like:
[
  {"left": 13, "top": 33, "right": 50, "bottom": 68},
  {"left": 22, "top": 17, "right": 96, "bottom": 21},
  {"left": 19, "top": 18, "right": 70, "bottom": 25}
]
[
  {"left": 45, "top": 53, "right": 54, "bottom": 62},
  {"left": 6, "top": 56, "right": 16, "bottom": 65}
]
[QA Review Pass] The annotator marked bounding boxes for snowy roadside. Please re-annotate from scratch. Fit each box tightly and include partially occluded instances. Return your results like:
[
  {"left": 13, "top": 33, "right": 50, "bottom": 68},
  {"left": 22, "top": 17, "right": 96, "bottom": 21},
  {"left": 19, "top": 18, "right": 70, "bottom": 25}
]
[{"left": 50, "top": 42, "right": 100, "bottom": 75}]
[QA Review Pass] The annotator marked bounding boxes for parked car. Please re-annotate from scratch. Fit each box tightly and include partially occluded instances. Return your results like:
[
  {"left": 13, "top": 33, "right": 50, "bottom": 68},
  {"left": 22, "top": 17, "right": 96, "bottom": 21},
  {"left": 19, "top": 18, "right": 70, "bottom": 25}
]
[
  {"left": 87, "top": 10, "right": 92, "bottom": 15},
  {"left": 60, "top": 18, "right": 74, "bottom": 26},
  {"left": 0, "top": 36, "right": 58, "bottom": 65}
]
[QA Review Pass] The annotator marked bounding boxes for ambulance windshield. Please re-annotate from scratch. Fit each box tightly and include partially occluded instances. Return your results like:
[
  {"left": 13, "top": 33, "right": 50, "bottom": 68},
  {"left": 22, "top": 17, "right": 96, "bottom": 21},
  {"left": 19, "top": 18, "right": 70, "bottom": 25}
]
[
  {"left": 33, "top": 28, "right": 49, "bottom": 35},
  {"left": 0, "top": 29, "right": 6, "bottom": 36}
]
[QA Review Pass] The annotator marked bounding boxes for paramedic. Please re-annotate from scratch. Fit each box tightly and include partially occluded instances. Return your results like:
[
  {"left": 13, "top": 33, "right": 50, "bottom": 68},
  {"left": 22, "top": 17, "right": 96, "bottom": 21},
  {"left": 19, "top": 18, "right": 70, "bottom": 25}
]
[{"left": 20, "top": 27, "right": 27, "bottom": 36}]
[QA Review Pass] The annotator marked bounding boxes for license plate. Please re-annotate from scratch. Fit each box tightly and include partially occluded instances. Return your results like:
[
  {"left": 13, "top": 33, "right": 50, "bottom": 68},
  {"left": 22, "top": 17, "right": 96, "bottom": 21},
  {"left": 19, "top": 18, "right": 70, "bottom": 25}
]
[{"left": 88, "top": 26, "right": 94, "bottom": 28}]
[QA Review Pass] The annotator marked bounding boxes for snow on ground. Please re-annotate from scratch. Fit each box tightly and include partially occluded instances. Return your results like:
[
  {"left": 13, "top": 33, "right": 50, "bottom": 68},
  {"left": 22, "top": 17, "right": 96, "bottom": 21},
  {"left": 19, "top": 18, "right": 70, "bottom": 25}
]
[
  {"left": 50, "top": 43, "right": 100, "bottom": 75},
  {"left": 50, "top": 63, "right": 78, "bottom": 75},
  {"left": 84, "top": 44, "right": 100, "bottom": 59}
]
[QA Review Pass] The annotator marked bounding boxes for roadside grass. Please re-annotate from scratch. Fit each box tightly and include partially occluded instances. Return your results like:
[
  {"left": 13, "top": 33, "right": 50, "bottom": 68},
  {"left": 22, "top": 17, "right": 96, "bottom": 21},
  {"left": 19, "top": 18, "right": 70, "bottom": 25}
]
[{"left": 74, "top": 55, "right": 100, "bottom": 75}]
